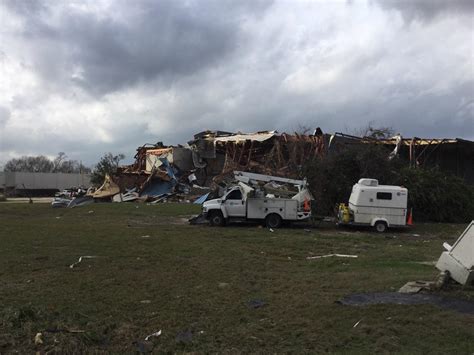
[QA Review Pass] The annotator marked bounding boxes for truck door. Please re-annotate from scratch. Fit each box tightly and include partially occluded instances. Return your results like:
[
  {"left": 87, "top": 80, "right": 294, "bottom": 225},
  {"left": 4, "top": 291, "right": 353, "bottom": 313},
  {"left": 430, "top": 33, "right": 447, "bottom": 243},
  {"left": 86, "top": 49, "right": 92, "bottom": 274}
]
[{"left": 224, "top": 188, "right": 246, "bottom": 217}]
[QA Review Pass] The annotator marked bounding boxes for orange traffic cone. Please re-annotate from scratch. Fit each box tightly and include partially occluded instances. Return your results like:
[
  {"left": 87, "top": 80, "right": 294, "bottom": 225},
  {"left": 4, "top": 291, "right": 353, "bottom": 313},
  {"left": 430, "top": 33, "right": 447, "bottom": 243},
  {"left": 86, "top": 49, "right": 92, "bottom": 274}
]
[
  {"left": 407, "top": 208, "right": 413, "bottom": 226},
  {"left": 303, "top": 198, "right": 311, "bottom": 212}
]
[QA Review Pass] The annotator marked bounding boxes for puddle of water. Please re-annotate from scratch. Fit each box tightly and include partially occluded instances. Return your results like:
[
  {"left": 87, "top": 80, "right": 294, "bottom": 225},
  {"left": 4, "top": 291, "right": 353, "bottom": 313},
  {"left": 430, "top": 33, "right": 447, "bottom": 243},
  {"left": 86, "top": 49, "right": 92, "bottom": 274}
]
[{"left": 338, "top": 292, "right": 474, "bottom": 315}]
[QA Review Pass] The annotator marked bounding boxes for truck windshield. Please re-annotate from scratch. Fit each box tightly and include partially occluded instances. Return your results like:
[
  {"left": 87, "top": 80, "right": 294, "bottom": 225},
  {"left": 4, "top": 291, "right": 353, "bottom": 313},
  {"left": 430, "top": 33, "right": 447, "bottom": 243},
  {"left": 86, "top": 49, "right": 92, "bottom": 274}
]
[{"left": 226, "top": 189, "right": 242, "bottom": 200}]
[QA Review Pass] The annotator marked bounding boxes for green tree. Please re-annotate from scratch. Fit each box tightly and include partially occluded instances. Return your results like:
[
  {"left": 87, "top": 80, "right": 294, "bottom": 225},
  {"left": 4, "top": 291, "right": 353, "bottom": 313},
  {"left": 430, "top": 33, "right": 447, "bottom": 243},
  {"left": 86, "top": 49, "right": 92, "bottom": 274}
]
[
  {"left": 303, "top": 144, "right": 403, "bottom": 216},
  {"left": 393, "top": 167, "right": 474, "bottom": 223},
  {"left": 90, "top": 153, "right": 125, "bottom": 186}
]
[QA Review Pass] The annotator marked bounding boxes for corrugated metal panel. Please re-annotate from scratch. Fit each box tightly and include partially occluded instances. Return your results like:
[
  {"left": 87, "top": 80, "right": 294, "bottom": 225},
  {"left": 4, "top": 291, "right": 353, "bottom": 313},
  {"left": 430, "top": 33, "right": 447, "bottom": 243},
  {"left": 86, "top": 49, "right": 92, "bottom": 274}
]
[
  {"left": 145, "top": 148, "right": 173, "bottom": 155},
  {"left": 213, "top": 132, "right": 275, "bottom": 143},
  {"left": 376, "top": 138, "right": 459, "bottom": 145}
]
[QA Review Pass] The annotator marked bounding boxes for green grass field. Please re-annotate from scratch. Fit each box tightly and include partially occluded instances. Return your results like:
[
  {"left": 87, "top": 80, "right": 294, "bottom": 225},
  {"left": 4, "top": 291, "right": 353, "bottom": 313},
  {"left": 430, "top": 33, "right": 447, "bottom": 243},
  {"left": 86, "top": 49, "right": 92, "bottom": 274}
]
[{"left": 0, "top": 203, "right": 472, "bottom": 353}]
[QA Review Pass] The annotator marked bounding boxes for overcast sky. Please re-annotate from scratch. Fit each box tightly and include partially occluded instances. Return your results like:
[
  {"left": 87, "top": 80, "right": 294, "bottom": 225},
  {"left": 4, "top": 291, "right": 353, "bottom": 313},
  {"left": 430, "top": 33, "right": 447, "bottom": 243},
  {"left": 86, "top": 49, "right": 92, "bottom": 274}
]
[{"left": 0, "top": 0, "right": 473, "bottom": 167}]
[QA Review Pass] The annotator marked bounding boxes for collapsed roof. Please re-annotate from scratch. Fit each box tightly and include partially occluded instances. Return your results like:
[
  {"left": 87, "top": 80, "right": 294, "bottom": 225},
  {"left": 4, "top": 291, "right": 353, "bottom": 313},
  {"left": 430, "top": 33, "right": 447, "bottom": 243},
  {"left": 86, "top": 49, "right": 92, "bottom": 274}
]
[
  {"left": 112, "top": 129, "right": 473, "bottom": 195},
  {"left": 331, "top": 133, "right": 474, "bottom": 184},
  {"left": 188, "top": 129, "right": 326, "bottom": 185}
]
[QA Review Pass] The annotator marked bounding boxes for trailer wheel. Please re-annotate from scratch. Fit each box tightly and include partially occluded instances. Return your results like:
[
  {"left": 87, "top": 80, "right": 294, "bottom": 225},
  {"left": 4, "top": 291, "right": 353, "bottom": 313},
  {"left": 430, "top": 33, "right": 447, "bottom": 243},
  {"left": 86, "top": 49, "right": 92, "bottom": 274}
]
[
  {"left": 209, "top": 211, "right": 225, "bottom": 226},
  {"left": 266, "top": 214, "right": 282, "bottom": 229},
  {"left": 374, "top": 221, "right": 387, "bottom": 233}
]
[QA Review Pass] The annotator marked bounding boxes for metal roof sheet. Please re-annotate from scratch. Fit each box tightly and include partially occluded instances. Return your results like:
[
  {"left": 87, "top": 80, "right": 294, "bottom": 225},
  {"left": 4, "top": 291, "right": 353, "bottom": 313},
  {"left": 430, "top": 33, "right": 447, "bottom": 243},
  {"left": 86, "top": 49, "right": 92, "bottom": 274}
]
[{"left": 213, "top": 132, "right": 276, "bottom": 143}]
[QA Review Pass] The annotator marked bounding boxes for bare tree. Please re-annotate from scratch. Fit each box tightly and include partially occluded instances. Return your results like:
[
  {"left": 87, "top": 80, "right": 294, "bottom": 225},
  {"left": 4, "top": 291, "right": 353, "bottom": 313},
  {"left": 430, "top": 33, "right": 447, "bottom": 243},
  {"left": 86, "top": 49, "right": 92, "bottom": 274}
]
[
  {"left": 5, "top": 156, "right": 54, "bottom": 172},
  {"left": 294, "top": 123, "right": 323, "bottom": 136},
  {"left": 4, "top": 153, "right": 91, "bottom": 173},
  {"left": 352, "top": 121, "right": 395, "bottom": 139},
  {"left": 52, "top": 152, "right": 67, "bottom": 172}
]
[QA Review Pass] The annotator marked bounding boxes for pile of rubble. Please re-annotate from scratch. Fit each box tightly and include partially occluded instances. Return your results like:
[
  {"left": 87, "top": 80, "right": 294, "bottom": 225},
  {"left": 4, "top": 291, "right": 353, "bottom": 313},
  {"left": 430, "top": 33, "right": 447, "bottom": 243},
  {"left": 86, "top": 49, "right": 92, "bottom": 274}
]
[
  {"left": 102, "top": 142, "right": 212, "bottom": 204},
  {"left": 52, "top": 129, "right": 327, "bottom": 207},
  {"left": 188, "top": 129, "right": 325, "bottom": 186}
]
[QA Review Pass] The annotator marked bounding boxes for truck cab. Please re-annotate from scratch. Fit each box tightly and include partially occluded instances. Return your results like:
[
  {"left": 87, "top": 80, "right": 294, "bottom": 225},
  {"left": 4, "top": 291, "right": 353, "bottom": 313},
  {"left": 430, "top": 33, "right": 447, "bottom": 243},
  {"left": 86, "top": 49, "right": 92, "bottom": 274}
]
[{"left": 202, "top": 185, "right": 249, "bottom": 226}]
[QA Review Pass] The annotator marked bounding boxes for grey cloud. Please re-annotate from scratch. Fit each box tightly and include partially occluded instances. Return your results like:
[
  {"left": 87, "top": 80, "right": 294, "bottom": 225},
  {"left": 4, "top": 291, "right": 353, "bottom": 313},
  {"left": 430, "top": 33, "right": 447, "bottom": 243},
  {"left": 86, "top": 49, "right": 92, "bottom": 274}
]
[
  {"left": 374, "top": 0, "right": 474, "bottom": 23},
  {"left": 308, "top": 80, "right": 474, "bottom": 140},
  {"left": 0, "top": 0, "right": 472, "bottom": 167},
  {"left": 6, "top": 0, "right": 273, "bottom": 95},
  {"left": 0, "top": 106, "right": 11, "bottom": 127},
  {"left": 0, "top": 117, "right": 156, "bottom": 167},
  {"left": 3, "top": 0, "right": 47, "bottom": 16}
]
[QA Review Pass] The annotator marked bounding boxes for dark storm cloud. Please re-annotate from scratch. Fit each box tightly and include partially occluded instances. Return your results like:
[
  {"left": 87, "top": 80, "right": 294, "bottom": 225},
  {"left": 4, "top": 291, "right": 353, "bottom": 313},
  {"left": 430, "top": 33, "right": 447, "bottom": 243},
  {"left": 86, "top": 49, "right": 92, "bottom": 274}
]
[
  {"left": 3, "top": 0, "right": 47, "bottom": 16},
  {"left": 1, "top": 0, "right": 472, "bottom": 167},
  {"left": 5, "top": 0, "right": 273, "bottom": 95},
  {"left": 374, "top": 0, "right": 474, "bottom": 22}
]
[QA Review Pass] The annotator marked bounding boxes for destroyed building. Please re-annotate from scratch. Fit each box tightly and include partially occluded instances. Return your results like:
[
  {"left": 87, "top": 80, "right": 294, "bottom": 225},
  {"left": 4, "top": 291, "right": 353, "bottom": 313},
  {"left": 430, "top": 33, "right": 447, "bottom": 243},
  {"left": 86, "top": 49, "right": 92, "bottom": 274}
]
[
  {"left": 188, "top": 130, "right": 326, "bottom": 185},
  {"left": 331, "top": 133, "right": 474, "bottom": 184},
  {"left": 376, "top": 137, "right": 474, "bottom": 184},
  {"left": 88, "top": 143, "right": 199, "bottom": 203},
  {"left": 75, "top": 128, "right": 473, "bottom": 207},
  {"left": 82, "top": 130, "right": 326, "bottom": 204}
]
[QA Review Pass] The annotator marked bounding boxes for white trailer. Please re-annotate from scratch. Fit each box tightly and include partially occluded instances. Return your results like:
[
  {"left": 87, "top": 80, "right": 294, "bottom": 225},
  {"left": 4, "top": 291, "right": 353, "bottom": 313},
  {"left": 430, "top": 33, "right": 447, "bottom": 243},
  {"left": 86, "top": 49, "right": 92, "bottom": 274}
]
[
  {"left": 202, "top": 172, "right": 313, "bottom": 228},
  {"left": 338, "top": 178, "right": 408, "bottom": 232}
]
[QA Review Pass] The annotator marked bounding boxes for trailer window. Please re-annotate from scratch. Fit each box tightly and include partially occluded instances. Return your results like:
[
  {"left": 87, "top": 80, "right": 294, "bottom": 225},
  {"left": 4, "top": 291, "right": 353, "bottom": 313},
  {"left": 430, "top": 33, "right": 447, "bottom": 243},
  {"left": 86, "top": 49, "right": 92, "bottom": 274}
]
[
  {"left": 226, "top": 190, "right": 242, "bottom": 200},
  {"left": 376, "top": 192, "right": 392, "bottom": 200}
]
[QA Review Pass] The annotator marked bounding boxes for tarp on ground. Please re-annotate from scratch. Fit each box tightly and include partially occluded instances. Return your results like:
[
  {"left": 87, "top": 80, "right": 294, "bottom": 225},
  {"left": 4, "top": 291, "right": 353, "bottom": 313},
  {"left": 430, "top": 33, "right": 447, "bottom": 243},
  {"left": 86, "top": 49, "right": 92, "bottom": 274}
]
[
  {"left": 140, "top": 180, "right": 174, "bottom": 197},
  {"left": 193, "top": 192, "right": 210, "bottom": 204}
]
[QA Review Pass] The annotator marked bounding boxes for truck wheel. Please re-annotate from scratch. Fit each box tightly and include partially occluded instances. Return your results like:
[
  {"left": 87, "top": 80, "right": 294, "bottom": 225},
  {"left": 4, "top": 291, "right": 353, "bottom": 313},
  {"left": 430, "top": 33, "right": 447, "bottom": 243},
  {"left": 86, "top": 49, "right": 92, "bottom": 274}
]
[
  {"left": 374, "top": 221, "right": 387, "bottom": 233},
  {"left": 209, "top": 211, "right": 225, "bottom": 226},
  {"left": 266, "top": 214, "right": 282, "bottom": 229}
]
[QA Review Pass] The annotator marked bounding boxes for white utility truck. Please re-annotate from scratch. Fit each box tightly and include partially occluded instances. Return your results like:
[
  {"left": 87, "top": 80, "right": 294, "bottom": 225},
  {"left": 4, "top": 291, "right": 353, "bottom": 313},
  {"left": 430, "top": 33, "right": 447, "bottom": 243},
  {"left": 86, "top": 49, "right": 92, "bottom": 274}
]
[
  {"left": 338, "top": 178, "right": 408, "bottom": 232},
  {"left": 202, "top": 171, "right": 313, "bottom": 228}
]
